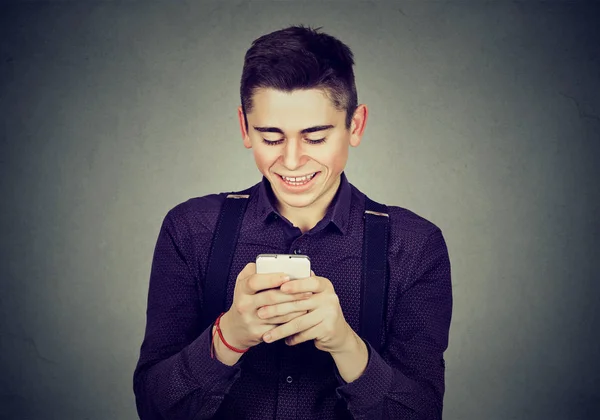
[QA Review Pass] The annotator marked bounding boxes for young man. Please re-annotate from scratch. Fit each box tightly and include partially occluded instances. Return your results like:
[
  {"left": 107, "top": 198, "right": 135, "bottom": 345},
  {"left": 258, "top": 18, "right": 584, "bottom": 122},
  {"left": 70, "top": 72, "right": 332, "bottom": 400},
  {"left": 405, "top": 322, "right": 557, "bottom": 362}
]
[{"left": 133, "top": 25, "right": 452, "bottom": 419}]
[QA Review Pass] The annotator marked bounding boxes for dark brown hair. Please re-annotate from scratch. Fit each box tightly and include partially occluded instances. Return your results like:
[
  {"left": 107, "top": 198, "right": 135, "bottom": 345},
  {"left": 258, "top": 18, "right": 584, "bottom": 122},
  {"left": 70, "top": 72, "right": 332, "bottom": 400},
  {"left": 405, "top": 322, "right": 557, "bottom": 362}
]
[{"left": 240, "top": 25, "right": 358, "bottom": 131}]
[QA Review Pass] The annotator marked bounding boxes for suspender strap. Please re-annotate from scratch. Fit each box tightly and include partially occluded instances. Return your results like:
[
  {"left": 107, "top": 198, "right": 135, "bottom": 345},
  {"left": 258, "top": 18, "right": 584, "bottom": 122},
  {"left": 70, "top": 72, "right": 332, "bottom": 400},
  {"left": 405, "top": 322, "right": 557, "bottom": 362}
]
[
  {"left": 201, "top": 188, "right": 252, "bottom": 333},
  {"left": 361, "top": 196, "right": 390, "bottom": 353}
]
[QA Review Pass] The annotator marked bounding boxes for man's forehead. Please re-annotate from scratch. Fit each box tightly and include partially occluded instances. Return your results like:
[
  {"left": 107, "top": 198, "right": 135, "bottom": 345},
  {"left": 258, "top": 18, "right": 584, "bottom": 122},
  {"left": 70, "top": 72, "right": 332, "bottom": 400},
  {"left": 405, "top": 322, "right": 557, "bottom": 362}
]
[
  {"left": 251, "top": 87, "right": 336, "bottom": 110},
  {"left": 253, "top": 124, "right": 335, "bottom": 135},
  {"left": 249, "top": 88, "right": 343, "bottom": 131}
]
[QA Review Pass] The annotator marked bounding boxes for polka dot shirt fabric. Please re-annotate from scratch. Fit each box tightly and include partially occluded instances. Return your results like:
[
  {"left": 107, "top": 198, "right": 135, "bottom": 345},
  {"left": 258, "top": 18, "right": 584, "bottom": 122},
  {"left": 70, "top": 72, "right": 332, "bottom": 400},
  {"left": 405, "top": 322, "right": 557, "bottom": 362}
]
[{"left": 133, "top": 171, "right": 452, "bottom": 419}]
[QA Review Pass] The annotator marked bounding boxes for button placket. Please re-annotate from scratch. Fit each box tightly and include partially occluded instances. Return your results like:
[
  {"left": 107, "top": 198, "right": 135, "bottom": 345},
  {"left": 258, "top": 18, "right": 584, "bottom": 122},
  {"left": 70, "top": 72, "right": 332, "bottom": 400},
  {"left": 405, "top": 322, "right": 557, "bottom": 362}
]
[
  {"left": 289, "top": 233, "right": 311, "bottom": 255},
  {"left": 275, "top": 345, "right": 299, "bottom": 418}
]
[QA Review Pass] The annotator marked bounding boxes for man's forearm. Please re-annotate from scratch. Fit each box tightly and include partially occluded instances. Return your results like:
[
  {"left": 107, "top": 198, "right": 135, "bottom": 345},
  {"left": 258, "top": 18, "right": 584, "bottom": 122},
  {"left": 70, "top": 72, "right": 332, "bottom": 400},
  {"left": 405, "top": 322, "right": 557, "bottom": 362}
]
[
  {"left": 138, "top": 325, "right": 244, "bottom": 419},
  {"left": 330, "top": 329, "right": 369, "bottom": 383}
]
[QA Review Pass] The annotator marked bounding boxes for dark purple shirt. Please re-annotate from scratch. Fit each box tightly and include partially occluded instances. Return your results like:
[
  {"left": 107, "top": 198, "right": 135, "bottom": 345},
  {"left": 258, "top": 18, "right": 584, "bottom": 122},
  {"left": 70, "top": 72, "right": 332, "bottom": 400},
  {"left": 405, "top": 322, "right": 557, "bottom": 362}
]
[{"left": 133, "top": 172, "right": 452, "bottom": 419}]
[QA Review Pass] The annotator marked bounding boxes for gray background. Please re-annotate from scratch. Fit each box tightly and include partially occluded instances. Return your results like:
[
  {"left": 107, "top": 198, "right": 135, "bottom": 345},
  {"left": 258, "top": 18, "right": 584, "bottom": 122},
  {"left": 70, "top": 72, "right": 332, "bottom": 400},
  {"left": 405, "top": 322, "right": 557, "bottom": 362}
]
[{"left": 1, "top": 1, "right": 599, "bottom": 419}]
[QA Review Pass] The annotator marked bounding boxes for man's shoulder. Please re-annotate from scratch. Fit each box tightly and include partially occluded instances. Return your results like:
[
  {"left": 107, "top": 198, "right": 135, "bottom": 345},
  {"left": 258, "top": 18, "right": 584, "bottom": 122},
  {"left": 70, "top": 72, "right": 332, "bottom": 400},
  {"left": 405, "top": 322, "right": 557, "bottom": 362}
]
[
  {"left": 385, "top": 204, "right": 442, "bottom": 239},
  {"left": 168, "top": 184, "right": 259, "bottom": 217},
  {"left": 169, "top": 192, "right": 226, "bottom": 218},
  {"left": 354, "top": 188, "right": 446, "bottom": 263},
  {"left": 352, "top": 183, "right": 441, "bottom": 239},
  {"left": 163, "top": 183, "right": 259, "bottom": 235},
  {"left": 381, "top": 204, "right": 446, "bottom": 263},
  {"left": 159, "top": 193, "right": 226, "bottom": 237}
]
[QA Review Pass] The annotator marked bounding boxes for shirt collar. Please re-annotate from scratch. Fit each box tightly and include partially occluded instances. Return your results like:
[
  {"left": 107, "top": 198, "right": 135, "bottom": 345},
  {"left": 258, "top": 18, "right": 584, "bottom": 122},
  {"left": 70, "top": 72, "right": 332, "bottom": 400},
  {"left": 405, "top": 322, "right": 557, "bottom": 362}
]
[{"left": 255, "top": 171, "right": 352, "bottom": 234}]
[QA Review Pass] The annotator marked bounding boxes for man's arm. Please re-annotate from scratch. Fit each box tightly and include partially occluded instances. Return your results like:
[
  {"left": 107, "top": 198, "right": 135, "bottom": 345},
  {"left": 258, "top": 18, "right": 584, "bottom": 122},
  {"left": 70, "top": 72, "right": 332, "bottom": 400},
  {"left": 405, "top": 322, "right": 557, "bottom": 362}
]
[
  {"left": 133, "top": 211, "right": 243, "bottom": 419},
  {"left": 334, "top": 228, "right": 452, "bottom": 420}
]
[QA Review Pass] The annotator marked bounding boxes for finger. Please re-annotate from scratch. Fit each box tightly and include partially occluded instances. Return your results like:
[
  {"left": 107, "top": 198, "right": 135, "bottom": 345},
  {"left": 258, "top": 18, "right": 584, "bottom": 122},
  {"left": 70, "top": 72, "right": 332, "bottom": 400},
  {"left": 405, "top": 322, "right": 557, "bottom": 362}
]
[
  {"left": 285, "top": 323, "right": 322, "bottom": 346},
  {"left": 245, "top": 272, "right": 290, "bottom": 294},
  {"left": 237, "top": 262, "right": 256, "bottom": 281},
  {"left": 263, "top": 310, "right": 321, "bottom": 343},
  {"left": 257, "top": 296, "right": 315, "bottom": 320},
  {"left": 279, "top": 276, "right": 324, "bottom": 294},
  {"left": 261, "top": 310, "right": 308, "bottom": 325},
  {"left": 254, "top": 289, "right": 312, "bottom": 308}
]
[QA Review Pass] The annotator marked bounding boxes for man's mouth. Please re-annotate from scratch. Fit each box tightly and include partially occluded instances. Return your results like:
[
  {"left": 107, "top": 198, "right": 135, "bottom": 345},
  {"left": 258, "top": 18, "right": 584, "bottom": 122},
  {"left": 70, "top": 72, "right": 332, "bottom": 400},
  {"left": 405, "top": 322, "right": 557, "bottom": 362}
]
[{"left": 277, "top": 172, "right": 319, "bottom": 186}]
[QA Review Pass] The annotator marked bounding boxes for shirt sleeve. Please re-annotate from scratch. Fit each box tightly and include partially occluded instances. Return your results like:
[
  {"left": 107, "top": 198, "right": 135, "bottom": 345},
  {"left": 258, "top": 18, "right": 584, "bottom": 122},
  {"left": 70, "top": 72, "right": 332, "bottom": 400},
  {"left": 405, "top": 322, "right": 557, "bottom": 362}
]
[
  {"left": 335, "top": 228, "right": 453, "bottom": 419},
  {"left": 133, "top": 211, "right": 244, "bottom": 419}
]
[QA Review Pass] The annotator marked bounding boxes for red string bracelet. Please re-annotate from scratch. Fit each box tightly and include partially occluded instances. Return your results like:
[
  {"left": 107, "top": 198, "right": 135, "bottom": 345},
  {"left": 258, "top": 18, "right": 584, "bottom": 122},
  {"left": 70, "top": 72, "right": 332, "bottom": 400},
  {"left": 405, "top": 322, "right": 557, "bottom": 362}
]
[{"left": 213, "top": 312, "right": 249, "bottom": 355}]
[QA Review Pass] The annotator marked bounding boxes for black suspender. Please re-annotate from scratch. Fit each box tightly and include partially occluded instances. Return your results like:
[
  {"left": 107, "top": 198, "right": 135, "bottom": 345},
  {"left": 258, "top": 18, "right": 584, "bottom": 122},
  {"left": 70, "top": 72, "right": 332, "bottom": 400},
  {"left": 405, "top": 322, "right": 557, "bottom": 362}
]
[
  {"left": 360, "top": 197, "right": 390, "bottom": 353},
  {"left": 201, "top": 189, "right": 390, "bottom": 353},
  {"left": 200, "top": 188, "right": 253, "bottom": 334}
]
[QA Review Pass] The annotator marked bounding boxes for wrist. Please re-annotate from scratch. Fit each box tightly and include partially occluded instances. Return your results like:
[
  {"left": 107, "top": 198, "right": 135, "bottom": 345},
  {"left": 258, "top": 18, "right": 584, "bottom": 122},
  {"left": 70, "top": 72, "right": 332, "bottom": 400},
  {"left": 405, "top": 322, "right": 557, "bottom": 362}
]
[
  {"left": 212, "top": 329, "right": 242, "bottom": 366},
  {"left": 219, "top": 311, "right": 249, "bottom": 351},
  {"left": 330, "top": 328, "right": 369, "bottom": 383},
  {"left": 211, "top": 312, "right": 251, "bottom": 366},
  {"left": 331, "top": 324, "right": 361, "bottom": 355}
]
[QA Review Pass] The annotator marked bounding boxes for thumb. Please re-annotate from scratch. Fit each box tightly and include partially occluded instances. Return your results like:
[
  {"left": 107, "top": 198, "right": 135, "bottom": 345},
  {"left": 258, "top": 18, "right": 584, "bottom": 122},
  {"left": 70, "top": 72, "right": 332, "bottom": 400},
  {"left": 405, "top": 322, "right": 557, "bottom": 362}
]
[{"left": 238, "top": 262, "right": 256, "bottom": 280}]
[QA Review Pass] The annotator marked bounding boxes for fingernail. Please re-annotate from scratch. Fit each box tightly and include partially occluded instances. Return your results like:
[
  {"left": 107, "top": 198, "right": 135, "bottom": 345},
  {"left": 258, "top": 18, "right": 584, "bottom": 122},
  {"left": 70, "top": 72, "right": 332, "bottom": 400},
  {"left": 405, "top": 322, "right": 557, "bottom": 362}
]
[
  {"left": 282, "top": 276, "right": 290, "bottom": 282},
  {"left": 264, "top": 333, "right": 271, "bottom": 342},
  {"left": 302, "top": 292, "right": 313, "bottom": 298}
]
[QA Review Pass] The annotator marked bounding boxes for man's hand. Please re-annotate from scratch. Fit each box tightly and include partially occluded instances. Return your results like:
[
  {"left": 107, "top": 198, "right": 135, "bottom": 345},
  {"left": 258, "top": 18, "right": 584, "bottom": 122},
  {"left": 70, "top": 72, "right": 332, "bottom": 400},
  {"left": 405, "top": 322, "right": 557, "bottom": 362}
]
[
  {"left": 218, "top": 263, "right": 311, "bottom": 354},
  {"left": 257, "top": 271, "right": 355, "bottom": 354}
]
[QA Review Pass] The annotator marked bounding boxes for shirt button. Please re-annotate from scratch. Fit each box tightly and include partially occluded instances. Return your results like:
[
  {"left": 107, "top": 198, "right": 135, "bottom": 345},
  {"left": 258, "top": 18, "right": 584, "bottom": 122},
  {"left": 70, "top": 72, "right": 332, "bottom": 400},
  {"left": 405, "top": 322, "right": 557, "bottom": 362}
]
[{"left": 286, "top": 376, "right": 293, "bottom": 383}]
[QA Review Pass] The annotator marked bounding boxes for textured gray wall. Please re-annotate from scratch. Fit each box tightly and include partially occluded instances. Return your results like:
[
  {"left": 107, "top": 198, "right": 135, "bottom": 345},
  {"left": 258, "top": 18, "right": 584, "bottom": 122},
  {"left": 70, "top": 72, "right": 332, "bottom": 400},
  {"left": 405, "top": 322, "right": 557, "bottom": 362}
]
[{"left": 1, "top": 1, "right": 599, "bottom": 419}]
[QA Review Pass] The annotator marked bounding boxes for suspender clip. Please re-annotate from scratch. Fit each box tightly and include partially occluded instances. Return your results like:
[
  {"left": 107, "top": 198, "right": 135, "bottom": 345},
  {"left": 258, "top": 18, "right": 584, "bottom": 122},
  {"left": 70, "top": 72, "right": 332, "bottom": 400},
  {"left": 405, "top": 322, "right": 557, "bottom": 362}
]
[{"left": 364, "top": 210, "right": 389, "bottom": 217}]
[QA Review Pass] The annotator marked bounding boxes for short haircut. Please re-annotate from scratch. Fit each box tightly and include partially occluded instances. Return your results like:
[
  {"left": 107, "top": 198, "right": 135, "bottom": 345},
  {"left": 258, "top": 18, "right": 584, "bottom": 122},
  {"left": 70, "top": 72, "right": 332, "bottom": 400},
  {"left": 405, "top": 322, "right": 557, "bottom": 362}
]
[{"left": 240, "top": 25, "right": 358, "bottom": 131}]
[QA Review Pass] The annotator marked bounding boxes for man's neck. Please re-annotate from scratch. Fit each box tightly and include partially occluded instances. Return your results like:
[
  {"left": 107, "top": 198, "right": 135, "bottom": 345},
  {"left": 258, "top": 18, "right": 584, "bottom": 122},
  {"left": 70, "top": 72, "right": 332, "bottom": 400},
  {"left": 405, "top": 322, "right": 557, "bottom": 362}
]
[{"left": 276, "top": 175, "right": 341, "bottom": 234}]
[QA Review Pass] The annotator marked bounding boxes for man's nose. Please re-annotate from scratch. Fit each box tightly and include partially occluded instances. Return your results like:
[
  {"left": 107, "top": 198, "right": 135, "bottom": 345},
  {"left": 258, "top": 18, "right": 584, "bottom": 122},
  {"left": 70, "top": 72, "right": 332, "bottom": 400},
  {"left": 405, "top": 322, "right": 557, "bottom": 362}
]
[{"left": 281, "top": 138, "right": 305, "bottom": 169}]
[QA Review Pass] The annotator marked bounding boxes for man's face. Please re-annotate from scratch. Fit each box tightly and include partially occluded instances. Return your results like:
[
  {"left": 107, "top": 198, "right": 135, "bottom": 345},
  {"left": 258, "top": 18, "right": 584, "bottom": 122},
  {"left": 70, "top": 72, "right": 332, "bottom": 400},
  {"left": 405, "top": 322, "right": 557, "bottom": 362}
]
[{"left": 238, "top": 88, "right": 366, "bottom": 213}]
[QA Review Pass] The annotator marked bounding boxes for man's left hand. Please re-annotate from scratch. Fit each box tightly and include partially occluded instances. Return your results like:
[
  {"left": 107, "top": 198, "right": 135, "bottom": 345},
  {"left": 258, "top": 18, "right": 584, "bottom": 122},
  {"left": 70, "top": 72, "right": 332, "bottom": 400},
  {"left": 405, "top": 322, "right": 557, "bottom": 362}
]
[{"left": 258, "top": 271, "right": 355, "bottom": 353}]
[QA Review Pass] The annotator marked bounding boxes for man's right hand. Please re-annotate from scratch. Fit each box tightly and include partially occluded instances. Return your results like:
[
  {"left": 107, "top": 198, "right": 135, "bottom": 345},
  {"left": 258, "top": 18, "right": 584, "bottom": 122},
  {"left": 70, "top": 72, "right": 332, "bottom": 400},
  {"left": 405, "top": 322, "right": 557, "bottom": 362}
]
[{"left": 213, "top": 262, "right": 311, "bottom": 363}]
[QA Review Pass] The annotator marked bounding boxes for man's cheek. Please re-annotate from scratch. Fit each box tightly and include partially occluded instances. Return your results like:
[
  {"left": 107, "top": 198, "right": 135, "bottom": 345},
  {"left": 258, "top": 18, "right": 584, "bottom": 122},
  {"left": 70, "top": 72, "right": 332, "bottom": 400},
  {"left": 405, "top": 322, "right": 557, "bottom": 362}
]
[{"left": 252, "top": 151, "right": 272, "bottom": 167}]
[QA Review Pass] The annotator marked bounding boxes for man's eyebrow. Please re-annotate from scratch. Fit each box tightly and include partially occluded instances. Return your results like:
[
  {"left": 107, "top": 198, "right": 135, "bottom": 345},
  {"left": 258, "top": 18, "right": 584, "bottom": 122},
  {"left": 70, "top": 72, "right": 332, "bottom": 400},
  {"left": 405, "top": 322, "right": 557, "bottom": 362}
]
[{"left": 252, "top": 125, "right": 334, "bottom": 135}]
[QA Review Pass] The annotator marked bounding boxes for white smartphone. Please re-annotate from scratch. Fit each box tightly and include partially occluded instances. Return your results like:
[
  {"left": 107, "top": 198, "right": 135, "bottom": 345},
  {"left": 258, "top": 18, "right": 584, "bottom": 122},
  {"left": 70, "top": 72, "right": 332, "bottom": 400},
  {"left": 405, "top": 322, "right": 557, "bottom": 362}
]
[{"left": 255, "top": 254, "right": 311, "bottom": 280}]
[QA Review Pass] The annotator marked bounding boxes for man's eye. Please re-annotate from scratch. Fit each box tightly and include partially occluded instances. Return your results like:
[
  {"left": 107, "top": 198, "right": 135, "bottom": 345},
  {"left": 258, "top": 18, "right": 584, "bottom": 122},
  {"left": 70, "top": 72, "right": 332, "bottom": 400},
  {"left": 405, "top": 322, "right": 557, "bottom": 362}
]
[
  {"left": 262, "top": 138, "right": 284, "bottom": 145},
  {"left": 261, "top": 138, "right": 326, "bottom": 146}
]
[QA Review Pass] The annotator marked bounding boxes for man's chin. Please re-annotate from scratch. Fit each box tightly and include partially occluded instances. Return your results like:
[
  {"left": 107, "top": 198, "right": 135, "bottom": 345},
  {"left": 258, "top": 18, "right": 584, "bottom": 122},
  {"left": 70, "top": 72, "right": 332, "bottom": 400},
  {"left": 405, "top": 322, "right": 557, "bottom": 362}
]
[
  {"left": 281, "top": 196, "right": 315, "bottom": 209},
  {"left": 272, "top": 186, "right": 321, "bottom": 209}
]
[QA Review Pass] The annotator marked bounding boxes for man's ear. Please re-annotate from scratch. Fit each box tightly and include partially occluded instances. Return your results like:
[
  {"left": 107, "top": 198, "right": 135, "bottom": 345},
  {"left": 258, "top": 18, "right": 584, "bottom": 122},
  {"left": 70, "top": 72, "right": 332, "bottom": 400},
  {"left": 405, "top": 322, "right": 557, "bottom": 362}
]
[
  {"left": 349, "top": 104, "right": 368, "bottom": 147},
  {"left": 238, "top": 106, "right": 252, "bottom": 149}
]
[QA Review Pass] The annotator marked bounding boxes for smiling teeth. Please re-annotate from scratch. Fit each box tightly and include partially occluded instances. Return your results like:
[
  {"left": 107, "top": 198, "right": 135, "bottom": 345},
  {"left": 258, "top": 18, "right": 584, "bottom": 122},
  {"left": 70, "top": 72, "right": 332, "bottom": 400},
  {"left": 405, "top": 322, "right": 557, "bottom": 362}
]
[{"left": 282, "top": 173, "right": 316, "bottom": 182}]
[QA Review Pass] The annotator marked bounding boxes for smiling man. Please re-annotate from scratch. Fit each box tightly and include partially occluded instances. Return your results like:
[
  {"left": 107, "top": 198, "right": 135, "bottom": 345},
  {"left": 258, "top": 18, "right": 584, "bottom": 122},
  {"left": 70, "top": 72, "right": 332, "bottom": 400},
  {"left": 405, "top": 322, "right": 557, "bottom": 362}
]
[
  {"left": 133, "top": 25, "right": 452, "bottom": 419},
  {"left": 243, "top": 88, "right": 355, "bottom": 233}
]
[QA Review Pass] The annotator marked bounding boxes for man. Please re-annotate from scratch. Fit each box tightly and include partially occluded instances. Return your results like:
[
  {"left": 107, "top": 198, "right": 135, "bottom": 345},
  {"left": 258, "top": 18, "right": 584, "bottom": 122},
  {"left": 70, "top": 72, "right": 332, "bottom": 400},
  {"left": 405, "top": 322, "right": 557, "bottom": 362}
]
[{"left": 133, "top": 25, "right": 452, "bottom": 419}]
